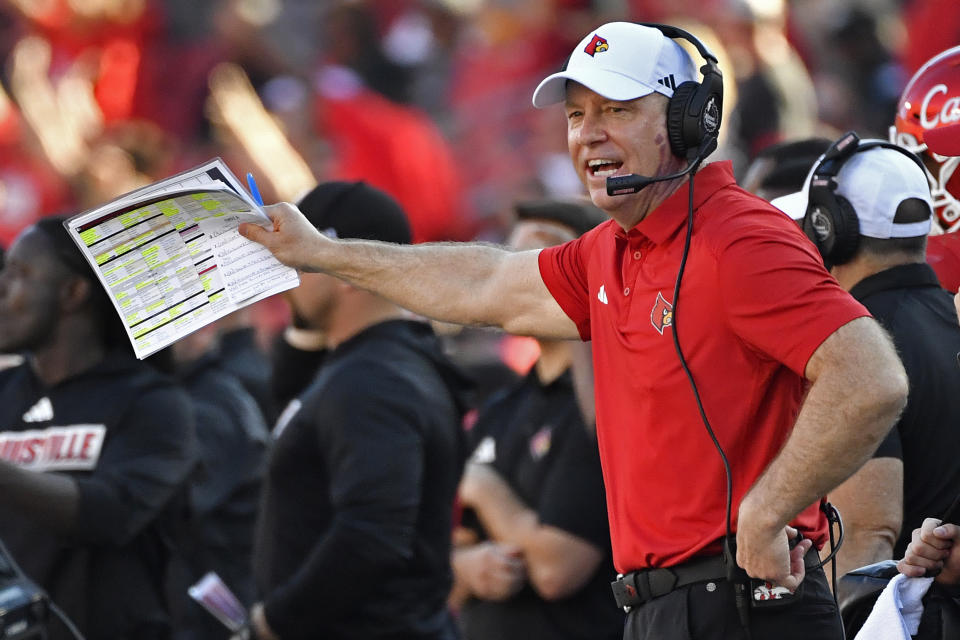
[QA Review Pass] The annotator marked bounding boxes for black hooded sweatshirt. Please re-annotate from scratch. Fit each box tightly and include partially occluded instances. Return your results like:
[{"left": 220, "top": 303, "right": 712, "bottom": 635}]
[
  {"left": 0, "top": 351, "right": 196, "bottom": 640},
  {"left": 255, "top": 319, "right": 471, "bottom": 640}
]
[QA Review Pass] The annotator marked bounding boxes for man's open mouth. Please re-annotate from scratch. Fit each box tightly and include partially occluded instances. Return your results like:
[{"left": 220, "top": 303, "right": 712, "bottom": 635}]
[{"left": 587, "top": 158, "right": 624, "bottom": 177}]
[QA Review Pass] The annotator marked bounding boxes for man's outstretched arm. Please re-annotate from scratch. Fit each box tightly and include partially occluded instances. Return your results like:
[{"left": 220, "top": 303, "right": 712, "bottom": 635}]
[{"left": 240, "top": 203, "right": 579, "bottom": 339}]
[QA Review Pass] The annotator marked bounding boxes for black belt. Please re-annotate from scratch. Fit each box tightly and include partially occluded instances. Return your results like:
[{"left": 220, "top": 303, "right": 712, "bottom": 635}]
[
  {"left": 612, "top": 546, "right": 824, "bottom": 611},
  {"left": 611, "top": 554, "right": 727, "bottom": 610}
]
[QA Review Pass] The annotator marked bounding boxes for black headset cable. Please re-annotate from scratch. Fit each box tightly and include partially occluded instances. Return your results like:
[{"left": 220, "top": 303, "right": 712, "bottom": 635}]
[{"left": 669, "top": 167, "right": 752, "bottom": 638}]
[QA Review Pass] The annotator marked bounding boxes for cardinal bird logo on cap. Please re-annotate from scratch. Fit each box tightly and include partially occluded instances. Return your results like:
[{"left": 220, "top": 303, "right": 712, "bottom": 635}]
[
  {"left": 584, "top": 34, "right": 609, "bottom": 57},
  {"left": 650, "top": 292, "right": 674, "bottom": 335}
]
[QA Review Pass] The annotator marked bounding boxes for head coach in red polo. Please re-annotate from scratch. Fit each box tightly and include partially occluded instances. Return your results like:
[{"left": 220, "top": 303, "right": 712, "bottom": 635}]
[{"left": 241, "top": 22, "right": 907, "bottom": 640}]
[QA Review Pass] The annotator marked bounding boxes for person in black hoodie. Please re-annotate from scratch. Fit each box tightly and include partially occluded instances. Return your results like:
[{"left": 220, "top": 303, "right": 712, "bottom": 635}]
[
  {"left": 166, "top": 324, "right": 269, "bottom": 640},
  {"left": 252, "top": 182, "right": 470, "bottom": 640},
  {"left": 0, "top": 216, "right": 197, "bottom": 639}
]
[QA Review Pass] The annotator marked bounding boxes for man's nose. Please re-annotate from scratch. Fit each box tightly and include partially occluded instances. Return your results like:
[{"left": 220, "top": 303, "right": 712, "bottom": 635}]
[{"left": 577, "top": 112, "right": 608, "bottom": 145}]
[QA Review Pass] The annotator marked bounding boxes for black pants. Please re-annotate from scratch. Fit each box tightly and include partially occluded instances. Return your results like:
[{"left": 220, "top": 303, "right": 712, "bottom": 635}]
[{"left": 623, "top": 565, "right": 843, "bottom": 640}]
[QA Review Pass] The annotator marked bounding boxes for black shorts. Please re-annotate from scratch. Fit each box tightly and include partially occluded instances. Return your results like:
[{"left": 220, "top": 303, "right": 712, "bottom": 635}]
[{"left": 623, "top": 564, "right": 843, "bottom": 640}]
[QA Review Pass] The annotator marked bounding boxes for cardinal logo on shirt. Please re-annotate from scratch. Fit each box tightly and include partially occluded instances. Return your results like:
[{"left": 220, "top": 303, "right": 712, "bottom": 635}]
[
  {"left": 650, "top": 292, "right": 674, "bottom": 335},
  {"left": 584, "top": 34, "right": 609, "bottom": 57}
]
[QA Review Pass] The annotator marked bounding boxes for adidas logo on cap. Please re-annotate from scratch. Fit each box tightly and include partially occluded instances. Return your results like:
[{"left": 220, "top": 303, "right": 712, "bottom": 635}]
[{"left": 656, "top": 74, "right": 677, "bottom": 91}]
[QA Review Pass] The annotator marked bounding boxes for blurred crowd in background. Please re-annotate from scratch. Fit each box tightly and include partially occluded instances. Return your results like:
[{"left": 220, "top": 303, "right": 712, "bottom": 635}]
[{"left": 2, "top": 0, "right": 958, "bottom": 269}]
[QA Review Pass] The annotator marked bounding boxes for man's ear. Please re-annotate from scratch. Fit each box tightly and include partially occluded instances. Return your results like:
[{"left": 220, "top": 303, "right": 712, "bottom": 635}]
[{"left": 59, "top": 275, "right": 93, "bottom": 313}]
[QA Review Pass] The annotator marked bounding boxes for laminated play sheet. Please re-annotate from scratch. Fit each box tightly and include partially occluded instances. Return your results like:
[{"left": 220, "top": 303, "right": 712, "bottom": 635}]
[{"left": 64, "top": 158, "right": 299, "bottom": 359}]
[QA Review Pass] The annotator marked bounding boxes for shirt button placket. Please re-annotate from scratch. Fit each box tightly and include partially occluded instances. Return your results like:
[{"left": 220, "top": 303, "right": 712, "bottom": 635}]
[
  {"left": 622, "top": 240, "right": 642, "bottom": 304},
  {"left": 625, "top": 245, "right": 643, "bottom": 297}
]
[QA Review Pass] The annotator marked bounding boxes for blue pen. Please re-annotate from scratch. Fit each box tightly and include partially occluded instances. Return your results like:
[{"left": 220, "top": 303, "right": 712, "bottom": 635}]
[{"left": 246, "top": 172, "right": 265, "bottom": 206}]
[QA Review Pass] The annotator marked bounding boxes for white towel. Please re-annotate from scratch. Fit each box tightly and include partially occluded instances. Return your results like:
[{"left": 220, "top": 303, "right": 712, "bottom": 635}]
[{"left": 854, "top": 573, "right": 934, "bottom": 639}]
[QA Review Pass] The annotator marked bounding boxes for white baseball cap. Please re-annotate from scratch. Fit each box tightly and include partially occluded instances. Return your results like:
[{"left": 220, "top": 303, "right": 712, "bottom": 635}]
[
  {"left": 532, "top": 22, "right": 699, "bottom": 108},
  {"left": 772, "top": 142, "right": 933, "bottom": 239}
]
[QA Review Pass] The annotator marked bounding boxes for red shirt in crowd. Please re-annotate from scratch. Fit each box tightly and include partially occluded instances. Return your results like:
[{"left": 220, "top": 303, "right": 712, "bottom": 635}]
[
  {"left": 538, "top": 162, "right": 868, "bottom": 573},
  {"left": 317, "top": 88, "right": 470, "bottom": 243}
]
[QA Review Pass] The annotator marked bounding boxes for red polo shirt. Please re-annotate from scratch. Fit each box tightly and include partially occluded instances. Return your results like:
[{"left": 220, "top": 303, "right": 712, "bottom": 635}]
[{"left": 538, "top": 162, "right": 869, "bottom": 573}]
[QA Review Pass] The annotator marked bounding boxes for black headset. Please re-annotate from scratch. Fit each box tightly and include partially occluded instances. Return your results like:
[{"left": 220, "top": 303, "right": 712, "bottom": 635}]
[
  {"left": 643, "top": 23, "right": 724, "bottom": 163},
  {"left": 606, "top": 24, "right": 725, "bottom": 195},
  {"left": 802, "top": 131, "right": 928, "bottom": 267}
]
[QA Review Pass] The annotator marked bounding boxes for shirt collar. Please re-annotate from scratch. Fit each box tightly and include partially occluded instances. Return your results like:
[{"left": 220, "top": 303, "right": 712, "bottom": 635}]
[
  {"left": 615, "top": 161, "right": 736, "bottom": 245},
  {"left": 849, "top": 262, "right": 942, "bottom": 302}
]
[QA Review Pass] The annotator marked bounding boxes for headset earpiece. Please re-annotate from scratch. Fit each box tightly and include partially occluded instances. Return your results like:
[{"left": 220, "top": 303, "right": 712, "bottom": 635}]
[
  {"left": 802, "top": 194, "right": 860, "bottom": 267},
  {"left": 801, "top": 131, "right": 926, "bottom": 267},
  {"left": 829, "top": 197, "right": 861, "bottom": 264},
  {"left": 639, "top": 24, "right": 724, "bottom": 163},
  {"left": 667, "top": 81, "right": 699, "bottom": 158}
]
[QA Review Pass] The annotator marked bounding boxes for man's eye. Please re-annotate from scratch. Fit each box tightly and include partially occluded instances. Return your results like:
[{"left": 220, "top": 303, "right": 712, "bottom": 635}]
[{"left": 567, "top": 111, "right": 582, "bottom": 120}]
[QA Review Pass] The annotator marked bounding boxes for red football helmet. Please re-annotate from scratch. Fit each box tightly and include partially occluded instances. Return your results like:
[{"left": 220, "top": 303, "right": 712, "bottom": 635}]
[{"left": 891, "top": 45, "right": 960, "bottom": 232}]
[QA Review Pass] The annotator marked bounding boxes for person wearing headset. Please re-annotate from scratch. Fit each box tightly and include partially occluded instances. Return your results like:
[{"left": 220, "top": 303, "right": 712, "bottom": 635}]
[
  {"left": 239, "top": 22, "right": 906, "bottom": 639},
  {"left": 772, "top": 133, "right": 960, "bottom": 587},
  {"left": 891, "top": 120, "right": 960, "bottom": 640}
]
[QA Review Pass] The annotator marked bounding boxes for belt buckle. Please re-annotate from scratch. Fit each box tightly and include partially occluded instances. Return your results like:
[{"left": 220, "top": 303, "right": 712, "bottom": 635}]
[
  {"left": 613, "top": 570, "right": 655, "bottom": 612},
  {"left": 615, "top": 573, "right": 633, "bottom": 613}
]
